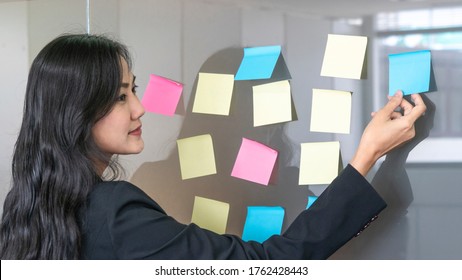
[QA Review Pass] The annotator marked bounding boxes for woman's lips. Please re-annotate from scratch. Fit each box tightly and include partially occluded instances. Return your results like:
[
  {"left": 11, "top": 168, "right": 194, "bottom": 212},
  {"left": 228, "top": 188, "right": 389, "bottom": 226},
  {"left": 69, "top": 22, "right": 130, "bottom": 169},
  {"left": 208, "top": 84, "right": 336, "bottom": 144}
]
[{"left": 129, "top": 126, "right": 142, "bottom": 136}]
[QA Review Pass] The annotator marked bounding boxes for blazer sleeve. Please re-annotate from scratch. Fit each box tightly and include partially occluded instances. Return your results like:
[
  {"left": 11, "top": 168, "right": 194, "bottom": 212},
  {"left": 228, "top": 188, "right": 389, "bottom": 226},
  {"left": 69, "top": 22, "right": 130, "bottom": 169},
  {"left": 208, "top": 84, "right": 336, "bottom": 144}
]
[{"left": 94, "top": 164, "right": 386, "bottom": 259}]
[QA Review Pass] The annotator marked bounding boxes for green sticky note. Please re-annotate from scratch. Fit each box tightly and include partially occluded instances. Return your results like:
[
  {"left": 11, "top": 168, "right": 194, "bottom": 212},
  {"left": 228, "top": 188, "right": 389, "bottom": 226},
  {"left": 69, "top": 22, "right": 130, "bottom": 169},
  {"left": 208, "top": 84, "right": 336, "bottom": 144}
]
[
  {"left": 191, "top": 196, "right": 230, "bottom": 234},
  {"left": 177, "top": 134, "right": 216, "bottom": 180}
]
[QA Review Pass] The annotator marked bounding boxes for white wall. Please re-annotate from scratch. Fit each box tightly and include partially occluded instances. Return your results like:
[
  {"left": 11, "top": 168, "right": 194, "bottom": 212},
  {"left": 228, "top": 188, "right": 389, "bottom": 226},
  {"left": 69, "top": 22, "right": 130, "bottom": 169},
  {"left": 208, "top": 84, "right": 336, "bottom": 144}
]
[
  {"left": 0, "top": 0, "right": 87, "bottom": 215},
  {"left": 27, "top": 0, "right": 87, "bottom": 60},
  {"left": 0, "top": 1, "right": 29, "bottom": 216}
]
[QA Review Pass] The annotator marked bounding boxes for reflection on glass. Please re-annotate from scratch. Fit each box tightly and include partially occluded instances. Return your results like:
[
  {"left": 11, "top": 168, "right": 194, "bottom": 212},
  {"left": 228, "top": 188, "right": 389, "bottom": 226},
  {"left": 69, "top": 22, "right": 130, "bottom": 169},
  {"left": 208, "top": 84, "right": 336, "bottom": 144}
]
[
  {"left": 376, "top": 6, "right": 462, "bottom": 138},
  {"left": 376, "top": 6, "right": 462, "bottom": 31}
]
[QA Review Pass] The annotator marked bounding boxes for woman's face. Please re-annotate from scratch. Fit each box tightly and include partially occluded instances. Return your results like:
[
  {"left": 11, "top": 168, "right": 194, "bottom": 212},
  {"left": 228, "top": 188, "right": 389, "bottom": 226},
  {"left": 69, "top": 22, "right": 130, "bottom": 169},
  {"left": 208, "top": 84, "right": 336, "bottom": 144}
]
[{"left": 92, "top": 58, "right": 145, "bottom": 156}]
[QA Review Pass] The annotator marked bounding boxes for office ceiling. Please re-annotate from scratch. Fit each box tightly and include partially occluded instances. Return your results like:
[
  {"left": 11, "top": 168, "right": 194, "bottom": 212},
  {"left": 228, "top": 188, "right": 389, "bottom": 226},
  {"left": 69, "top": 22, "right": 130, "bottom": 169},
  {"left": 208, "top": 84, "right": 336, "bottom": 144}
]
[
  {"left": 1, "top": 0, "right": 462, "bottom": 18},
  {"left": 214, "top": 0, "right": 462, "bottom": 18}
]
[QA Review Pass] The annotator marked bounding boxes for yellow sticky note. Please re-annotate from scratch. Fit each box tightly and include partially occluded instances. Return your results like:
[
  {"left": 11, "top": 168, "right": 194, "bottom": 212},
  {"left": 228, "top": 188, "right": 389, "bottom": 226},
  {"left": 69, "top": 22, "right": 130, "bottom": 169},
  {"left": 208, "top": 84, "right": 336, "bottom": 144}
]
[
  {"left": 320, "top": 34, "right": 367, "bottom": 79},
  {"left": 177, "top": 134, "right": 217, "bottom": 180},
  {"left": 192, "top": 72, "right": 235, "bottom": 115},
  {"left": 310, "top": 89, "right": 352, "bottom": 134},
  {"left": 299, "top": 141, "right": 341, "bottom": 185},
  {"left": 253, "top": 80, "right": 292, "bottom": 127},
  {"left": 191, "top": 196, "right": 230, "bottom": 234}
]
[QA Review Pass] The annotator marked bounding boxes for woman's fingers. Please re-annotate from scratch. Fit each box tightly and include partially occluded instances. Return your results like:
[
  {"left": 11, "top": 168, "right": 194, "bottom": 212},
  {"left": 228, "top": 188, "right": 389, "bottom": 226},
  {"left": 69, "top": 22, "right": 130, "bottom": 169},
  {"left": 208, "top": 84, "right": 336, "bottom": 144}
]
[
  {"left": 390, "top": 112, "right": 402, "bottom": 120},
  {"left": 372, "top": 92, "right": 426, "bottom": 121},
  {"left": 407, "top": 93, "right": 427, "bottom": 121},
  {"left": 379, "top": 90, "right": 404, "bottom": 118}
]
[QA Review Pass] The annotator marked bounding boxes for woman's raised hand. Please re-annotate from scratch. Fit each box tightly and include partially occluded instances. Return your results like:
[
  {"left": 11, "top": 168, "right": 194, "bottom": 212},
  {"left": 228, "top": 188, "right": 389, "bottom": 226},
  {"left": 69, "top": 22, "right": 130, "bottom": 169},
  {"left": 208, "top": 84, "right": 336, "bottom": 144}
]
[{"left": 350, "top": 90, "right": 427, "bottom": 176}]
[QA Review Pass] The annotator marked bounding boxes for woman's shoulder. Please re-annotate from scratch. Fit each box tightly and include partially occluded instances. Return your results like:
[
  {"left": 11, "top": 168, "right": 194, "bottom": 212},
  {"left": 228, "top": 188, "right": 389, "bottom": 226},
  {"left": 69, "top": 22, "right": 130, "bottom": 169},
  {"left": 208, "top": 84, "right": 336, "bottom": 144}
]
[
  {"left": 92, "top": 180, "right": 142, "bottom": 193},
  {"left": 85, "top": 180, "right": 167, "bottom": 218},
  {"left": 89, "top": 180, "right": 156, "bottom": 206}
]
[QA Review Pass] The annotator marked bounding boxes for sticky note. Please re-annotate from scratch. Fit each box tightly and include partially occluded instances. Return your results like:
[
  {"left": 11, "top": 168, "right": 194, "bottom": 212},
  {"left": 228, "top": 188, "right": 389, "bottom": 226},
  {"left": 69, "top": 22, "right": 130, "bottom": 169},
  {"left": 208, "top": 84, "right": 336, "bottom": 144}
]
[
  {"left": 177, "top": 134, "right": 216, "bottom": 180},
  {"left": 320, "top": 34, "right": 368, "bottom": 79},
  {"left": 306, "top": 196, "right": 318, "bottom": 209},
  {"left": 299, "top": 141, "right": 341, "bottom": 185},
  {"left": 235, "top": 45, "right": 281, "bottom": 80},
  {"left": 242, "top": 206, "right": 285, "bottom": 243},
  {"left": 192, "top": 73, "right": 235, "bottom": 115},
  {"left": 141, "top": 74, "right": 183, "bottom": 116},
  {"left": 253, "top": 80, "right": 292, "bottom": 127},
  {"left": 191, "top": 196, "right": 230, "bottom": 234},
  {"left": 231, "top": 138, "right": 278, "bottom": 186},
  {"left": 310, "top": 89, "right": 352, "bottom": 134},
  {"left": 388, "top": 50, "right": 431, "bottom": 96}
]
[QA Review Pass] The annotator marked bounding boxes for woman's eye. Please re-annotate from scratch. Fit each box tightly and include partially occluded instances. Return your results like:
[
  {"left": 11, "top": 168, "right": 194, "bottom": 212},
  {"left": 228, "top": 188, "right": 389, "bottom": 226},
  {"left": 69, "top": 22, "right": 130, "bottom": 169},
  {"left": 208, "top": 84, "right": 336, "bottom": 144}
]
[
  {"left": 132, "top": 85, "right": 138, "bottom": 94},
  {"left": 117, "top": 94, "right": 127, "bottom": 102}
]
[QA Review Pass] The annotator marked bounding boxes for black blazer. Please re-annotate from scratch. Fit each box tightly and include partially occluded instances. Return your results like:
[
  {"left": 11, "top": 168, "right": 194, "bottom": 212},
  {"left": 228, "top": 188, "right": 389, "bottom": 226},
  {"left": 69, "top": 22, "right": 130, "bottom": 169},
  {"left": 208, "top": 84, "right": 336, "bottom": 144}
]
[{"left": 80, "top": 164, "right": 386, "bottom": 259}]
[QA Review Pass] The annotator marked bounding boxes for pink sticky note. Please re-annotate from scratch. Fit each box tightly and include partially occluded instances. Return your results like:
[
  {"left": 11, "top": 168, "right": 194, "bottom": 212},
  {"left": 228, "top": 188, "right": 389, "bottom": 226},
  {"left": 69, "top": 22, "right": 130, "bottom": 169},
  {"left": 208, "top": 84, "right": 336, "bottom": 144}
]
[
  {"left": 141, "top": 74, "right": 183, "bottom": 116},
  {"left": 231, "top": 138, "right": 278, "bottom": 186}
]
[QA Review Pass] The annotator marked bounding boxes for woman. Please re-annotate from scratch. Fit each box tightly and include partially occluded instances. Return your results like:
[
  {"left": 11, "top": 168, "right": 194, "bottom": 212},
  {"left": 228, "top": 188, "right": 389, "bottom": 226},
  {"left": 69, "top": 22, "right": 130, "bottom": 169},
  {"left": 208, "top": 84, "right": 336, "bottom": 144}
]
[{"left": 0, "top": 34, "right": 426, "bottom": 259}]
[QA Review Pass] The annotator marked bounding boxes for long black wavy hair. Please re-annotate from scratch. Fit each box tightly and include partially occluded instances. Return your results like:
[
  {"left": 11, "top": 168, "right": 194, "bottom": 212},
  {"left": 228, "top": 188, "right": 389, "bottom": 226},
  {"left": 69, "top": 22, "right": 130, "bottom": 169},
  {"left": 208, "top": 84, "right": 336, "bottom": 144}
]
[{"left": 0, "top": 34, "right": 131, "bottom": 259}]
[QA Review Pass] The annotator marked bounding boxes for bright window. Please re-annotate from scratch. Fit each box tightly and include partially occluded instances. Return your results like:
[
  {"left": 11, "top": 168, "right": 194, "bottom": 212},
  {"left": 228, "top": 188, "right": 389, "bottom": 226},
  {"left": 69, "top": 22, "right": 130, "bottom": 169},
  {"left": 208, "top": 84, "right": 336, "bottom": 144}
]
[
  {"left": 375, "top": 6, "right": 462, "bottom": 138},
  {"left": 374, "top": 6, "right": 462, "bottom": 162}
]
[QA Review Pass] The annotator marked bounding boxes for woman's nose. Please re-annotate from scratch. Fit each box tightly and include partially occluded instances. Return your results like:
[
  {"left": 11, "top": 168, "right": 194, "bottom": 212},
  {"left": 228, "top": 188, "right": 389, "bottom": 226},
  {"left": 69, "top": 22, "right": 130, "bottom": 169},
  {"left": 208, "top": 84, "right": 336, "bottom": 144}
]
[{"left": 131, "top": 95, "right": 145, "bottom": 119}]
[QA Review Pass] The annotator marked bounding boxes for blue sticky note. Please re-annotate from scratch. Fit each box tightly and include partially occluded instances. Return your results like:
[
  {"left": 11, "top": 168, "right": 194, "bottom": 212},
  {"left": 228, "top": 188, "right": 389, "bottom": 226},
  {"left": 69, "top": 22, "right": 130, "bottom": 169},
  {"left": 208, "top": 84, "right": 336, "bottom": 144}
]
[
  {"left": 235, "top": 45, "right": 281, "bottom": 80},
  {"left": 242, "top": 206, "right": 285, "bottom": 243},
  {"left": 388, "top": 50, "right": 431, "bottom": 96},
  {"left": 306, "top": 196, "right": 318, "bottom": 209}
]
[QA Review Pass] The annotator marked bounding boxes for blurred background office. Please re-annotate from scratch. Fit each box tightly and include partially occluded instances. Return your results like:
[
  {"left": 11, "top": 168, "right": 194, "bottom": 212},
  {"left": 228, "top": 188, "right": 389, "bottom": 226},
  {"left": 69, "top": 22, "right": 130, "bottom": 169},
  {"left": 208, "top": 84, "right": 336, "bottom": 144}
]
[{"left": 1, "top": 0, "right": 461, "bottom": 259}]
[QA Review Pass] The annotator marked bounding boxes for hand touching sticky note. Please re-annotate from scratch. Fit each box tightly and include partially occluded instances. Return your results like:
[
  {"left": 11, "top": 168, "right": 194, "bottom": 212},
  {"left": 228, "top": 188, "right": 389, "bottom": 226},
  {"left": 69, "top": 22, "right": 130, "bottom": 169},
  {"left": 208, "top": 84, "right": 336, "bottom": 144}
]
[
  {"left": 235, "top": 45, "right": 281, "bottom": 80},
  {"left": 299, "top": 141, "right": 342, "bottom": 185},
  {"left": 177, "top": 134, "right": 217, "bottom": 180},
  {"left": 310, "top": 89, "right": 352, "bottom": 134},
  {"left": 242, "top": 206, "right": 285, "bottom": 243},
  {"left": 231, "top": 138, "right": 278, "bottom": 186},
  {"left": 253, "top": 80, "right": 292, "bottom": 127},
  {"left": 389, "top": 50, "right": 431, "bottom": 96},
  {"left": 141, "top": 74, "right": 183, "bottom": 116},
  {"left": 192, "top": 73, "right": 234, "bottom": 115},
  {"left": 321, "top": 34, "right": 368, "bottom": 79},
  {"left": 191, "top": 196, "right": 230, "bottom": 234}
]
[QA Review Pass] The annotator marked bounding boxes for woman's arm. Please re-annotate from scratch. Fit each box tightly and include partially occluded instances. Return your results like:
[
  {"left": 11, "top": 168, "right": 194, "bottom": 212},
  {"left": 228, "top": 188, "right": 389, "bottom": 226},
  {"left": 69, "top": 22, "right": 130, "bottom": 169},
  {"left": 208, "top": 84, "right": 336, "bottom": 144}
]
[{"left": 86, "top": 174, "right": 384, "bottom": 260}]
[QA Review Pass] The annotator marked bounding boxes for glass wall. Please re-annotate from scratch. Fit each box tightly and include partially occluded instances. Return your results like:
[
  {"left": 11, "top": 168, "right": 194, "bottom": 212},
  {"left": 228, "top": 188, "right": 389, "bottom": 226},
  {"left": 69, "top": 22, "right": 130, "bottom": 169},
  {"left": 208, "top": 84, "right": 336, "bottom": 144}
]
[
  {"left": 376, "top": 7, "right": 462, "bottom": 138},
  {"left": 1, "top": 0, "right": 461, "bottom": 259}
]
